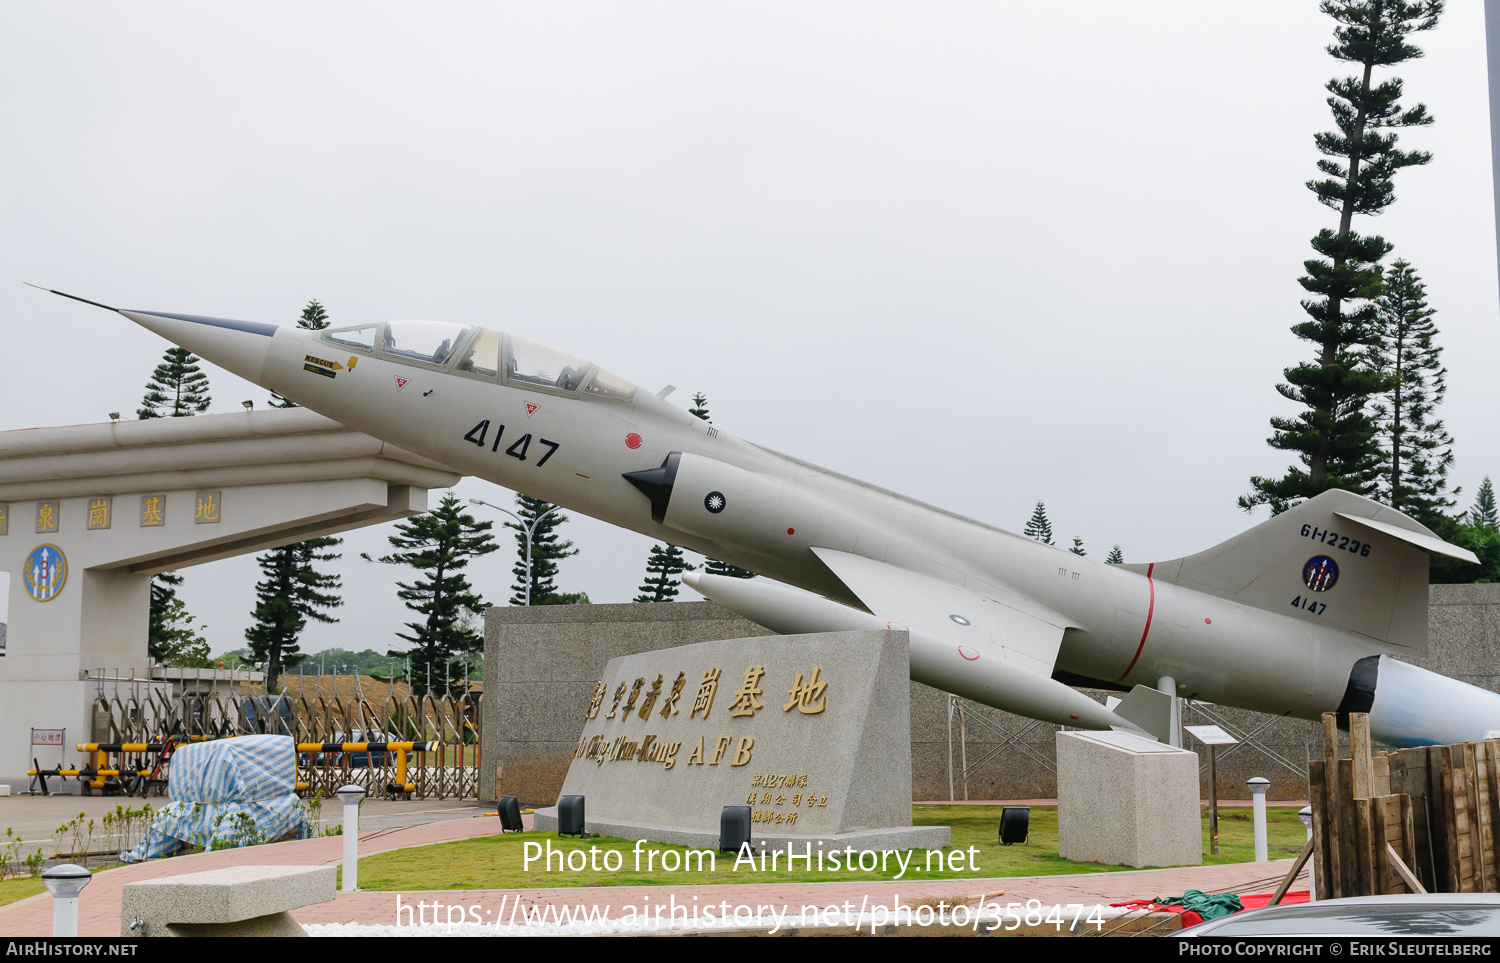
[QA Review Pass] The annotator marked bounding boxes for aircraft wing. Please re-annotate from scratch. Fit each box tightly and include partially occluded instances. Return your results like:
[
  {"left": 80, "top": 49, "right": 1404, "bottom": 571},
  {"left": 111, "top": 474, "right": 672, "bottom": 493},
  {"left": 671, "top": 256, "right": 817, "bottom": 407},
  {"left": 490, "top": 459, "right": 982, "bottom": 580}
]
[{"left": 810, "top": 548, "right": 1077, "bottom": 677}]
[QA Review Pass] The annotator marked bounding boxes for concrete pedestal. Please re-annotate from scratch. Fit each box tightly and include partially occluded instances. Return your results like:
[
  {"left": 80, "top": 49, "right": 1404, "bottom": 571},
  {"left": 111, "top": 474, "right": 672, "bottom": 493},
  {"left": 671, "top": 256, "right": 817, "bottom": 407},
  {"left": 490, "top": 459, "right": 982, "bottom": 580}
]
[
  {"left": 534, "top": 629, "right": 949, "bottom": 853},
  {"left": 1057, "top": 730, "right": 1201, "bottom": 868}
]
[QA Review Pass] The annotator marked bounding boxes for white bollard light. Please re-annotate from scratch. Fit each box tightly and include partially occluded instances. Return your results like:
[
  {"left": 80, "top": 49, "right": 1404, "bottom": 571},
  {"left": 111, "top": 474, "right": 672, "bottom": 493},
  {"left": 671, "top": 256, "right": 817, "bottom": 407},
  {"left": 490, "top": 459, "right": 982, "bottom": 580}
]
[
  {"left": 1248, "top": 776, "right": 1271, "bottom": 862},
  {"left": 335, "top": 784, "right": 366, "bottom": 892},
  {"left": 42, "top": 863, "right": 91, "bottom": 937},
  {"left": 1298, "top": 805, "right": 1317, "bottom": 901}
]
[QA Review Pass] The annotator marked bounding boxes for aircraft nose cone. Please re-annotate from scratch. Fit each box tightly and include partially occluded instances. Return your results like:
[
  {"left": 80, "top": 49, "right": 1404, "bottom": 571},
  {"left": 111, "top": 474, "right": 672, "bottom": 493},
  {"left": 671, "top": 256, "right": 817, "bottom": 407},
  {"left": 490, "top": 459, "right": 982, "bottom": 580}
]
[{"left": 120, "top": 309, "right": 278, "bottom": 385}]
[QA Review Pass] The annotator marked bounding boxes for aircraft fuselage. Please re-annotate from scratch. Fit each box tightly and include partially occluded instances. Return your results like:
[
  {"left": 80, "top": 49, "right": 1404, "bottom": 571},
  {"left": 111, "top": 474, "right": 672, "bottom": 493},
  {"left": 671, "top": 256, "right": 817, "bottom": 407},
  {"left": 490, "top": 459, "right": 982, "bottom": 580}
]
[
  {"left": 265, "top": 321, "right": 1367, "bottom": 720},
  {"left": 69, "top": 301, "right": 1497, "bottom": 748}
]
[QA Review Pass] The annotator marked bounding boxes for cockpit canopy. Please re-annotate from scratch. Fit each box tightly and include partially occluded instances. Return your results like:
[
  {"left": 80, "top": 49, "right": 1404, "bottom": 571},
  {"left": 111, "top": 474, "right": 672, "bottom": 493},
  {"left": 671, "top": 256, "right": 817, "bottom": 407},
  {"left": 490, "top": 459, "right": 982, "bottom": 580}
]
[{"left": 320, "top": 321, "right": 637, "bottom": 400}]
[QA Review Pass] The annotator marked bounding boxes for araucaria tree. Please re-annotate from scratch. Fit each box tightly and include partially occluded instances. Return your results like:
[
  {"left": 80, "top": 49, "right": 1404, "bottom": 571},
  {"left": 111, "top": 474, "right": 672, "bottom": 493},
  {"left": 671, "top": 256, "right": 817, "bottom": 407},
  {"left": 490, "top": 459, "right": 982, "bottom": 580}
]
[
  {"left": 636, "top": 544, "right": 695, "bottom": 602},
  {"left": 139, "top": 347, "right": 211, "bottom": 419},
  {"left": 703, "top": 557, "right": 756, "bottom": 579},
  {"left": 148, "top": 585, "right": 210, "bottom": 667},
  {"left": 508, "top": 493, "right": 582, "bottom": 605},
  {"left": 1023, "top": 502, "right": 1053, "bottom": 545},
  {"left": 140, "top": 350, "right": 211, "bottom": 657},
  {"left": 271, "top": 299, "right": 332, "bottom": 408},
  {"left": 1242, "top": 0, "right": 1442, "bottom": 515},
  {"left": 1470, "top": 477, "right": 1498, "bottom": 531},
  {"left": 1368, "top": 259, "right": 1454, "bottom": 524},
  {"left": 368, "top": 493, "right": 497, "bottom": 694},
  {"left": 244, "top": 537, "right": 343, "bottom": 688}
]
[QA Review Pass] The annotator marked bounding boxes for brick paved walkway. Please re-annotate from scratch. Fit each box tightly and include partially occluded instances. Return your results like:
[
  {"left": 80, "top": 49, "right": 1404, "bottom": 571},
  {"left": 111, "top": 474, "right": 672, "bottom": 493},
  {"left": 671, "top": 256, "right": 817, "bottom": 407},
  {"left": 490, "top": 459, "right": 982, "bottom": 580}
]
[
  {"left": 1, "top": 806, "right": 1307, "bottom": 938},
  {"left": 291, "top": 858, "right": 1303, "bottom": 935},
  {"left": 0, "top": 812, "right": 507, "bottom": 937}
]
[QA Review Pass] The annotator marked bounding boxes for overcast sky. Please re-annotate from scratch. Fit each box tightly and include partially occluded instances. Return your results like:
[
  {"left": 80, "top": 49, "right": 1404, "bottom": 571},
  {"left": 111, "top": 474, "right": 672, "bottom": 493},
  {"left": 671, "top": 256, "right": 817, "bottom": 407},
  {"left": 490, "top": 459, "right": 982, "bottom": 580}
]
[{"left": 2, "top": 3, "right": 1496, "bottom": 662}]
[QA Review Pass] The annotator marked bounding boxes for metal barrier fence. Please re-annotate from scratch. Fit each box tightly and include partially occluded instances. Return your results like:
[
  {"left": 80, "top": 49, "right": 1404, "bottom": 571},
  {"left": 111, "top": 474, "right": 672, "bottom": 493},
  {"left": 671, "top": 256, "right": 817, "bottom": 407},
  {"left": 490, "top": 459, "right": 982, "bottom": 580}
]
[
  {"left": 78, "top": 687, "right": 480, "bottom": 800},
  {"left": 942, "top": 692, "right": 1313, "bottom": 800}
]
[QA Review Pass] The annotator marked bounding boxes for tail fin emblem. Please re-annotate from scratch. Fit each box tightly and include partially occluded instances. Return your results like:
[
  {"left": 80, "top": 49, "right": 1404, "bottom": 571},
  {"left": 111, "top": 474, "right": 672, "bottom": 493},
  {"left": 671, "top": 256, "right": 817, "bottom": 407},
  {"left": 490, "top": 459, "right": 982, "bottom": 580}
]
[{"left": 1302, "top": 555, "right": 1340, "bottom": 592}]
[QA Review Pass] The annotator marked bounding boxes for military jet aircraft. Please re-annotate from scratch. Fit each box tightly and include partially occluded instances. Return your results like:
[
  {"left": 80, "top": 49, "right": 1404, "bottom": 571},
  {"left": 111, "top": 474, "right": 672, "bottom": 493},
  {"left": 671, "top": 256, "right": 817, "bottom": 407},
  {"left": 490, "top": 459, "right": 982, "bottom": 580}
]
[{"left": 40, "top": 289, "right": 1492, "bottom": 747}]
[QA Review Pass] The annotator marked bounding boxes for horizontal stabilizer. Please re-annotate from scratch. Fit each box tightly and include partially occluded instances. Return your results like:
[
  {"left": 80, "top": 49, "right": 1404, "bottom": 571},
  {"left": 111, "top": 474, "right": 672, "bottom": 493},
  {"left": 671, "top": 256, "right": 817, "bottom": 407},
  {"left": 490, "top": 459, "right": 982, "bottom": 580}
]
[{"left": 1334, "top": 512, "right": 1479, "bottom": 564}]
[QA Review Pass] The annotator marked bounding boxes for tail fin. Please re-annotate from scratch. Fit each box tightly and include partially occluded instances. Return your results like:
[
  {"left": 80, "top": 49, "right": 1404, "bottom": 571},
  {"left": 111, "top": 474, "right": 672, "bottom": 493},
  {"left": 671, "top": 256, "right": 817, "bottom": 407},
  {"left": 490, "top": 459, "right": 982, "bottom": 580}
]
[{"left": 1129, "top": 490, "right": 1477, "bottom": 654}]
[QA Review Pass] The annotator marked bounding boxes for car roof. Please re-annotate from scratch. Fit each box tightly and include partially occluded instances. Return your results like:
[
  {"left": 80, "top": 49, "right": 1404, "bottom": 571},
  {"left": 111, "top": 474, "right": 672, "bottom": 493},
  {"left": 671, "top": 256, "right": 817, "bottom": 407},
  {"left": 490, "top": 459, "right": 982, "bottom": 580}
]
[{"left": 1182, "top": 894, "right": 1500, "bottom": 937}]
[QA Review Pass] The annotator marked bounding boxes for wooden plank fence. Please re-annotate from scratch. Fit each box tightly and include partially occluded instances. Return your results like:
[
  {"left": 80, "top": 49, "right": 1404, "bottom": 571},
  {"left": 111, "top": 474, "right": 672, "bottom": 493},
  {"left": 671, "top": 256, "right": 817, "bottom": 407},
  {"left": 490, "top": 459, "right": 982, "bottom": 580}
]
[{"left": 1309, "top": 711, "right": 1500, "bottom": 898}]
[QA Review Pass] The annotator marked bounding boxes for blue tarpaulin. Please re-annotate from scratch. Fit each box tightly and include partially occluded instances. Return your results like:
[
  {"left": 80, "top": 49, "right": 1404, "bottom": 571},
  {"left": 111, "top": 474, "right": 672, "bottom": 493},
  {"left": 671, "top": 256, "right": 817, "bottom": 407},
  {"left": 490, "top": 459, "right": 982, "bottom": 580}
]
[{"left": 121, "top": 735, "right": 310, "bottom": 862}]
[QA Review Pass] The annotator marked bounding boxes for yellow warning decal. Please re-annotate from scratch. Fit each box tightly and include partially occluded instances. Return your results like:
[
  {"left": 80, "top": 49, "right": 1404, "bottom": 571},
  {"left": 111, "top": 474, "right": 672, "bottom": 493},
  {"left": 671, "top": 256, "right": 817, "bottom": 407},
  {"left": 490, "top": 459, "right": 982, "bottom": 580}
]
[{"left": 303, "top": 355, "right": 344, "bottom": 371}]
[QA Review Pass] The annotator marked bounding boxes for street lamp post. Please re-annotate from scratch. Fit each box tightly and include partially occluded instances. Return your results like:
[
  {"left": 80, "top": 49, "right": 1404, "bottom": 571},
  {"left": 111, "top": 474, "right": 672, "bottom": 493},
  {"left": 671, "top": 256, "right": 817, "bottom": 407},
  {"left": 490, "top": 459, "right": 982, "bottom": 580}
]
[
  {"left": 42, "top": 864, "right": 91, "bottom": 936},
  {"left": 468, "top": 498, "right": 563, "bottom": 606}
]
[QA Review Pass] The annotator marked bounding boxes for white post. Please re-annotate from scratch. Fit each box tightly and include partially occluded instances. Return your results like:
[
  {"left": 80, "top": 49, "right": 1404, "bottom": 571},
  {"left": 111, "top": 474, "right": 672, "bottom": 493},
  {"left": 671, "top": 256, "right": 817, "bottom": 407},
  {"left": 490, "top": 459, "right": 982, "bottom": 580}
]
[
  {"left": 1298, "top": 805, "right": 1316, "bottom": 901},
  {"left": 336, "top": 784, "right": 366, "bottom": 891},
  {"left": 1249, "top": 776, "right": 1271, "bottom": 862},
  {"left": 1158, "top": 675, "right": 1180, "bottom": 747},
  {"left": 42, "top": 864, "right": 91, "bottom": 937}
]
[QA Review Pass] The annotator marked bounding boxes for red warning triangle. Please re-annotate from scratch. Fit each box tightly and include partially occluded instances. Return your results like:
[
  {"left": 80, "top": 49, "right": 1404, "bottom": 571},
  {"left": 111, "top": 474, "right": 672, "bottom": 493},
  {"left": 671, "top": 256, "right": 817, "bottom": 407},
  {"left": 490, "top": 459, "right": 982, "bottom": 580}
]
[
  {"left": 395, "top": 377, "right": 409, "bottom": 391},
  {"left": 525, "top": 402, "right": 540, "bottom": 418}
]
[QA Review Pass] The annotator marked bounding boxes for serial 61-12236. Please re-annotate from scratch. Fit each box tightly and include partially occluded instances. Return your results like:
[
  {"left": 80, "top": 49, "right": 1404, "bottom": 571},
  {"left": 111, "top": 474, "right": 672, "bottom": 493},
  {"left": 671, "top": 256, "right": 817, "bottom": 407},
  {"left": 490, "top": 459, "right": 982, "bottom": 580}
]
[{"left": 1300, "top": 524, "right": 1372, "bottom": 557}]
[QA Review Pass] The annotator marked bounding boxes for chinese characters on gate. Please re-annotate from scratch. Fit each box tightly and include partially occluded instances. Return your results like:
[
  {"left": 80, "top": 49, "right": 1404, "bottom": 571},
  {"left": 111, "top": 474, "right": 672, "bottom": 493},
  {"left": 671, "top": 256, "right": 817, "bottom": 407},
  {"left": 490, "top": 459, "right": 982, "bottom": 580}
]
[{"left": 3, "top": 493, "right": 225, "bottom": 603}]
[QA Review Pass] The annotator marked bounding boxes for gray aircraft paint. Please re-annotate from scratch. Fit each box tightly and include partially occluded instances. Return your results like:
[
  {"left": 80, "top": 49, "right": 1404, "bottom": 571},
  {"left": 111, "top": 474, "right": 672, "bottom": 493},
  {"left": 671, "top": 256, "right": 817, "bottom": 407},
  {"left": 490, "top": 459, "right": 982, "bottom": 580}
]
[{"left": 69, "top": 300, "right": 1500, "bottom": 747}]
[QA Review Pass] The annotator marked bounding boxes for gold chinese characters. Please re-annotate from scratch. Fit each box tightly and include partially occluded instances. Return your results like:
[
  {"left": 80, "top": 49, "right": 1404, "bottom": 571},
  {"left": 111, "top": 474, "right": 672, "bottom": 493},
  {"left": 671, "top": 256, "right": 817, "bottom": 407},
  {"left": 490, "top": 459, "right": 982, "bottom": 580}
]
[{"left": 588, "top": 664, "right": 830, "bottom": 723}]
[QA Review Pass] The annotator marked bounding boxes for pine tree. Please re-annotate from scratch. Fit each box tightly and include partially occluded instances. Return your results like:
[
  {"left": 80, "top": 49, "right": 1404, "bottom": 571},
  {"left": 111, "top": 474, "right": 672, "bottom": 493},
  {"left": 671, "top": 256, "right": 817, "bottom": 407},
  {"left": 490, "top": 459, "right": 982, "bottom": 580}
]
[
  {"left": 1069, "top": 537, "right": 1086, "bottom": 556},
  {"left": 1242, "top": 0, "right": 1441, "bottom": 516},
  {"left": 1470, "top": 477, "right": 1498, "bottom": 531},
  {"left": 1369, "top": 260, "right": 1454, "bottom": 524},
  {"left": 244, "top": 536, "right": 343, "bottom": 688},
  {"left": 365, "top": 493, "right": 497, "bottom": 695},
  {"left": 300, "top": 299, "right": 329, "bottom": 328},
  {"left": 271, "top": 300, "right": 332, "bottom": 408},
  {"left": 689, "top": 392, "right": 711, "bottom": 421},
  {"left": 138, "top": 347, "right": 211, "bottom": 419},
  {"left": 703, "top": 557, "right": 757, "bottom": 579},
  {"left": 1023, "top": 502, "right": 1054, "bottom": 545},
  {"left": 139, "top": 349, "right": 211, "bottom": 656},
  {"left": 507, "top": 493, "right": 580, "bottom": 605},
  {"left": 147, "top": 573, "right": 210, "bottom": 666},
  {"left": 1106, "top": 545, "right": 1125, "bottom": 565},
  {"left": 635, "top": 544, "right": 695, "bottom": 602},
  {"left": 148, "top": 572, "right": 181, "bottom": 662}
]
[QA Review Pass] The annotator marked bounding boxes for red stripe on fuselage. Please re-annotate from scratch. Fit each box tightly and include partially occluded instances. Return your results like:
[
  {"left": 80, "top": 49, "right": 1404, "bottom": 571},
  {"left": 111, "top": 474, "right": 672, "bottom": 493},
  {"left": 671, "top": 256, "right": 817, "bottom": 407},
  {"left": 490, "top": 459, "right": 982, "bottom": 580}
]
[{"left": 1117, "top": 562, "right": 1155, "bottom": 682}]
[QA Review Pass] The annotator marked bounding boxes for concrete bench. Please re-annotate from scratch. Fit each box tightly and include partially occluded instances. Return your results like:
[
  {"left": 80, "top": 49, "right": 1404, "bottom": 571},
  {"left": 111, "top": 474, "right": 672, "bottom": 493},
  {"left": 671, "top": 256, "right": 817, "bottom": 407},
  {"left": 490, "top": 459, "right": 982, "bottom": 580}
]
[{"left": 119, "top": 864, "right": 336, "bottom": 937}]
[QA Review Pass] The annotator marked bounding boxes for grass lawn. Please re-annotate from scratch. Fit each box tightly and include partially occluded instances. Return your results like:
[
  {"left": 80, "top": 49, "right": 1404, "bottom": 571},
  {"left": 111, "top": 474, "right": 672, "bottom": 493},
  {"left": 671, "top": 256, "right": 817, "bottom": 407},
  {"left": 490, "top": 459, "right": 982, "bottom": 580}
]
[
  {"left": 355, "top": 805, "right": 1309, "bottom": 892},
  {"left": 0, "top": 865, "right": 116, "bottom": 909},
  {"left": 0, "top": 876, "right": 46, "bottom": 909}
]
